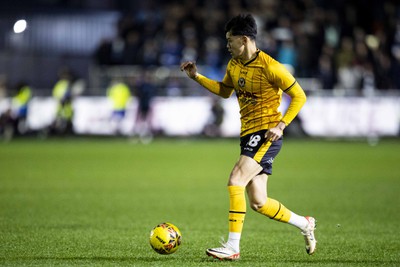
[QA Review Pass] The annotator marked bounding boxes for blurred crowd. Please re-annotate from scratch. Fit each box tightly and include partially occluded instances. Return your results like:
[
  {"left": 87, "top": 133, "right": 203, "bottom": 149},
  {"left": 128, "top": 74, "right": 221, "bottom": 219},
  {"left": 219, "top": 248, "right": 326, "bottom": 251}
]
[
  {"left": 94, "top": 0, "right": 400, "bottom": 91},
  {"left": 2, "top": 0, "right": 400, "bottom": 140}
]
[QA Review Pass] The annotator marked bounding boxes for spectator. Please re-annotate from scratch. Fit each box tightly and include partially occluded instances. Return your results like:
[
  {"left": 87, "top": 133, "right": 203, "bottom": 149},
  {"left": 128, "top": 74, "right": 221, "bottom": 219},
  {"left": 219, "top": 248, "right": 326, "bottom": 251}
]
[
  {"left": 317, "top": 53, "right": 336, "bottom": 90},
  {"left": 123, "top": 29, "right": 143, "bottom": 65},
  {"left": 0, "top": 108, "right": 13, "bottom": 141},
  {"left": 0, "top": 75, "right": 7, "bottom": 100},
  {"left": 87, "top": 0, "right": 399, "bottom": 92},
  {"left": 391, "top": 46, "right": 400, "bottom": 89},
  {"left": 132, "top": 69, "right": 156, "bottom": 143},
  {"left": 0, "top": 82, "right": 32, "bottom": 140},
  {"left": 107, "top": 78, "right": 132, "bottom": 135},
  {"left": 203, "top": 98, "right": 224, "bottom": 137},
  {"left": 51, "top": 68, "right": 74, "bottom": 135},
  {"left": 334, "top": 37, "right": 361, "bottom": 94},
  {"left": 11, "top": 82, "right": 32, "bottom": 135}
]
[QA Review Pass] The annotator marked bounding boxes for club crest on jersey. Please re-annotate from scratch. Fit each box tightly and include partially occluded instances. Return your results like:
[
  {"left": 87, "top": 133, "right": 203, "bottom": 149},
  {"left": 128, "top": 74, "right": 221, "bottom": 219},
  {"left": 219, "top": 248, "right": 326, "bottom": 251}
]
[{"left": 238, "top": 77, "right": 246, "bottom": 88}]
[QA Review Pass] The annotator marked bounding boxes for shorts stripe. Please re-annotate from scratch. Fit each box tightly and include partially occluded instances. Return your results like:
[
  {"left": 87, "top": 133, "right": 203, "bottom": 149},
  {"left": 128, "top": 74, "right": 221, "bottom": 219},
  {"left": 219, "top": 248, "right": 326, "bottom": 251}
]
[
  {"left": 254, "top": 140, "right": 272, "bottom": 162},
  {"left": 240, "top": 129, "right": 283, "bottom": 175}
]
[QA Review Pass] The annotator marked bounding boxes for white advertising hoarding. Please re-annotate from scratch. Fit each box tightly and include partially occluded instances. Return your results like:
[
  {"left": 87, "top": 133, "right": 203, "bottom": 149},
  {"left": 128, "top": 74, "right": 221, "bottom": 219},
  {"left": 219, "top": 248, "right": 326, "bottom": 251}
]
[{"left": 1, "top": 96, "right": 399, "bottom": 138}]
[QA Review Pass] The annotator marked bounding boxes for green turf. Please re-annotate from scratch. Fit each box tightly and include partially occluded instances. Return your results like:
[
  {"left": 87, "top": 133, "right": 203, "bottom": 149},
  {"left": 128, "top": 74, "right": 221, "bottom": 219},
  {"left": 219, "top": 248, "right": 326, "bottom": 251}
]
[{"left": 0, "top": 137, "right": 399, "bottom": 266}]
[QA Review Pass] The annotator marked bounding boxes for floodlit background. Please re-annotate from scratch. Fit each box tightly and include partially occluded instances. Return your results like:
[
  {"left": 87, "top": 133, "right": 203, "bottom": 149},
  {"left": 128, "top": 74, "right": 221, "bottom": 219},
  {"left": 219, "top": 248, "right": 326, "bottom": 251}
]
[
  {"left": 0, "top": 0, "right": 399, "bottom": 139},
  {"left": 1, "top": 2, "right": 399, "bottom": 266}
]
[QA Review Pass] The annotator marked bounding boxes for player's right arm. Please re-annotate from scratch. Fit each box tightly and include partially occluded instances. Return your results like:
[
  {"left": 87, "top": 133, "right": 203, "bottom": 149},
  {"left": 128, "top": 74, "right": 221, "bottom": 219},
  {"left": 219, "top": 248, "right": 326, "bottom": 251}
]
[{"left": 180, "top": 61, "right": 234, "bottom": 99}]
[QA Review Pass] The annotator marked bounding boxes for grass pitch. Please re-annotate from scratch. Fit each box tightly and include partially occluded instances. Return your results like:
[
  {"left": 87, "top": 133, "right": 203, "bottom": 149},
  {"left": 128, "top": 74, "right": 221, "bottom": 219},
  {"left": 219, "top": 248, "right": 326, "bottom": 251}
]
[{"left": 0, "top": 137, "right": 399, "bottom": 266}]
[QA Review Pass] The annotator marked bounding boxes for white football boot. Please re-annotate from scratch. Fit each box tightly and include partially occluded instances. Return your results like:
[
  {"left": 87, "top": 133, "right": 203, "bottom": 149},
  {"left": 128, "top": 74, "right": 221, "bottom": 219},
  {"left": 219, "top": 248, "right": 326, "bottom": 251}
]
[
  {"left": 206, "top": 240, "right": 240, "bottom": 260},
  {"left": 302, "top": 216, "right": 317, "bottom": 255}
]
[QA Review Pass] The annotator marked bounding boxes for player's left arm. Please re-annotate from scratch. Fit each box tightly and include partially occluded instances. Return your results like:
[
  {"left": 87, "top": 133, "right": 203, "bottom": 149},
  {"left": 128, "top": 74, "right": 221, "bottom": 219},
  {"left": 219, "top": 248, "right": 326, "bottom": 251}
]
[
  {"left": 267, "top": 82, "right": 306, "bottom": 141},
  {"left": 281, "top": 81, "right": 307, "bottom": 126},
  {"left": 265, "top": 62, "right": 307, "bottom": 141}
]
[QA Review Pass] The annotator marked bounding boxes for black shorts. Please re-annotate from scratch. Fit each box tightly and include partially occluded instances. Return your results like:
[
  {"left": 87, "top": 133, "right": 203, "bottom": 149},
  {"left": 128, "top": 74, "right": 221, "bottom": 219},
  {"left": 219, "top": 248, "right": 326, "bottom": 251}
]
[{"left": 240, "top": 129, "right": 283, "bottom": 175}]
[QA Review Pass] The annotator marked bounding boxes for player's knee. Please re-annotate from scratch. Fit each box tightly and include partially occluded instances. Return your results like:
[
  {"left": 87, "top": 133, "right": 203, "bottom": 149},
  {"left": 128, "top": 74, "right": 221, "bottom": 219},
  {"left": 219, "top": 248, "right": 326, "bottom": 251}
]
[
  {"left": 249, "top": 200, "right": 265, "bottom": 211},
  {"left": 228, "top": 170, "right": 246, "bottom": 186},
  {"left": 228, "top": 176, "right": 244, "bottom": 186}
]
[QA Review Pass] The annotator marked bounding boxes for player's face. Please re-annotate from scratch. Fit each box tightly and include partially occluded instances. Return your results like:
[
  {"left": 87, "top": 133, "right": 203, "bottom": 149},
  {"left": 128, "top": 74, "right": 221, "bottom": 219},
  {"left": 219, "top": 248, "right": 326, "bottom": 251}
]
[{"left": 226, "top": 31, "right": 245, "bottom": 59}]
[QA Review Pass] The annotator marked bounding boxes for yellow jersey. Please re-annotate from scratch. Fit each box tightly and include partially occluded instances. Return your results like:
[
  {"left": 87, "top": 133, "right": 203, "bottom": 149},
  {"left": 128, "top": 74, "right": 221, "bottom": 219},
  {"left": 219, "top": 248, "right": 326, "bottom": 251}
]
[
  {"left": 196, "top": 50, "right": 306, "bottom": 136},
  {"left": 107, "top": 82, "right": 131, "bottom": 111}
]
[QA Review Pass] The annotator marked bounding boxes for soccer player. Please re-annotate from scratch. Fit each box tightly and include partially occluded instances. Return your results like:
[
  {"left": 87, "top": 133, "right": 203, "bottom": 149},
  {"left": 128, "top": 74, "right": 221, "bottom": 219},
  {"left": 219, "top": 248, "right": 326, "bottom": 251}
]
[{"left": 180, "top": 14, "right": 316, "bottom": 260}]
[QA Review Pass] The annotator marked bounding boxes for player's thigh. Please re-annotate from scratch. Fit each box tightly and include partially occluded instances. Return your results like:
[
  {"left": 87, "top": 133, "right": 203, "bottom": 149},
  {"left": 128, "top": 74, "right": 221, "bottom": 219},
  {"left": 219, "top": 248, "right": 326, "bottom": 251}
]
[
  {"left": 246, "top": 173, "right": 268, "bottom": 210},
  {"left": 228, "top": 155, "right": 262, "bottom": 186}
]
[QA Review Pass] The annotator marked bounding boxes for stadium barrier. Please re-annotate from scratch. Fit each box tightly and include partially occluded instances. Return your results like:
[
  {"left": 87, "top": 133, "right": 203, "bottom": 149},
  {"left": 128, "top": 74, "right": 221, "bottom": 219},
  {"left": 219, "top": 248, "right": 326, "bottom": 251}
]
[{"left": 1, "top": 95, "right": 399, "bottom": 138}]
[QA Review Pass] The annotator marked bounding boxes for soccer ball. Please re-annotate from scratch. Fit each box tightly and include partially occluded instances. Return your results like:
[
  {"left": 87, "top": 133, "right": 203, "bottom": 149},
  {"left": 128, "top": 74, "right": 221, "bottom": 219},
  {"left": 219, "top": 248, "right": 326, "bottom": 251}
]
[{"left": 149, "top": 222, "right": 182, "bottom": 254}]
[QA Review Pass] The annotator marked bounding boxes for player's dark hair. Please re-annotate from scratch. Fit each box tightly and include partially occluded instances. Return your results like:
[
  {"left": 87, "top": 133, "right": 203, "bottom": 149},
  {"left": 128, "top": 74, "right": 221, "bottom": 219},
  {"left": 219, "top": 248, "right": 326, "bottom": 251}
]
[{"left": 225, "top": 14, "right": 257, "bottom": 40}]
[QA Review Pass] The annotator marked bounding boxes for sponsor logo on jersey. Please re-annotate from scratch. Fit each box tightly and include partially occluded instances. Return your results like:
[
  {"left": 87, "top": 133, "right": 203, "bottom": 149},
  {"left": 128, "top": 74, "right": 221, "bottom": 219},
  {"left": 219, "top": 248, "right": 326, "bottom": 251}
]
[{"left": 236, "top": 87, "right": 258, "bottom": 105}]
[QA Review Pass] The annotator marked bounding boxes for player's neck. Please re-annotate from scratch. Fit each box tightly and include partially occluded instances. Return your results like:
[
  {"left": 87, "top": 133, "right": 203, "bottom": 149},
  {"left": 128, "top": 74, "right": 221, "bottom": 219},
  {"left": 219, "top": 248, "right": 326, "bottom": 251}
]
[{"left": 239, "top": 45, "right": 258, "bottom": 64}]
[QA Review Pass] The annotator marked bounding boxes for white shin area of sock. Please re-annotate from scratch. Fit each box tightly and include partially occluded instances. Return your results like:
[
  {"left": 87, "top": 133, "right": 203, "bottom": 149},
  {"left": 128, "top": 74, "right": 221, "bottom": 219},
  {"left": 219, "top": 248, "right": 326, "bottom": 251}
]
[
  {"left": 288, "top": 212, "right": 309, "bottom": 230},
  {"left": 227, "top": 232, "right": 241, "bottom": 252}
]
